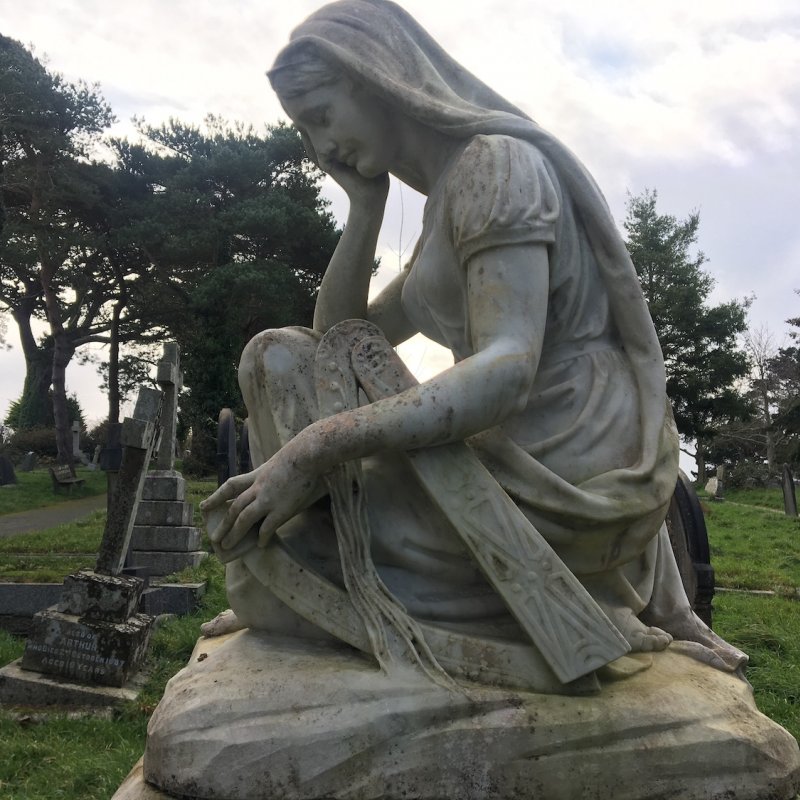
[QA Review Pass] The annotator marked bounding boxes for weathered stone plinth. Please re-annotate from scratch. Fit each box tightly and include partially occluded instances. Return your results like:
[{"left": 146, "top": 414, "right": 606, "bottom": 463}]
[
  {"left": 21, "top": 608, "right": 153, "bottom": 687},
  {"left": 58, "top": 568, "right": 144, "bottom": 621},
  {"left": 129, "top": 471, "right": 207, "bottom": 577},
  {"left": 113, "top": 630, "right": 800, "bottom": 800},
  {"left": 0, "top": 658, "right": 149, "bottom": 707}
]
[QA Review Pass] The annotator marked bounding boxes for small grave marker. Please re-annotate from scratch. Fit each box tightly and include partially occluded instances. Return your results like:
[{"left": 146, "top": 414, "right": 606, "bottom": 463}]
[{"left": 0, "top": 454, "right": 17, "bottom": 486}]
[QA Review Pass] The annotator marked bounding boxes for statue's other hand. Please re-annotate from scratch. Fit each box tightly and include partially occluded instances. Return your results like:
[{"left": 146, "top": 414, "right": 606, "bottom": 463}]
[{"left": 201, "top": 455, "right": 318, "bottom": 553}]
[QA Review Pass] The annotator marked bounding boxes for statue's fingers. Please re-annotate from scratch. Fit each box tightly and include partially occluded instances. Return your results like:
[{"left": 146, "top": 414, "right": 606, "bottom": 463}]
[
  {"left": 201, "top": 474, "right": 254, "bottom": 511},
  {"left": 257, "top": 514, "right": 279, "bottom": 547},
  {"left": 221, "top": 499, "right": 266, "bottom": 551},
  {"left": 206, "top": 487, "right": 254, "bottom": 544}
]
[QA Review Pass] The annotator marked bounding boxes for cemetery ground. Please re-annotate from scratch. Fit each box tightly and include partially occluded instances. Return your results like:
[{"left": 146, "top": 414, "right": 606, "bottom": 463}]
[{"left": 0, "top": 485, "right": 797, "bottom": 798}]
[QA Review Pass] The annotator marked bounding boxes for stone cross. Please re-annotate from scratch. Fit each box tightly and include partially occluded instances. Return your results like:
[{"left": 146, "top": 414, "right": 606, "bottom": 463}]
[
  {"left": 95, "top": 386, "right": 163, "bottom": 576},
  {"left": 71, "top": 420, "right": 82, "bottom": 458},
  {"left": 783, "top": 464, "right": 798, "bottom": 518},
  {"left": 155, "top": 342, "right": 182, "bottom": 471}
]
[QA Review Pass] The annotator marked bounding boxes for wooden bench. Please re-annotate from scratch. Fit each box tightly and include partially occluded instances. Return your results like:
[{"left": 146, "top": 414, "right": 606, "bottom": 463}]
[{"left": 49, "top": 465, "right": 85, "bottom": 495}]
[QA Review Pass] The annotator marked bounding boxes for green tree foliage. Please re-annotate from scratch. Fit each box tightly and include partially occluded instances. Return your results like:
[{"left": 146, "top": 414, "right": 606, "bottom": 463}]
[
  {"left": 0, "top": 35, "right": 116, "bottom": 468},
  {"left": 112, "top": 118, "right": 339, "bottom": 472},
  {"left": 624, "top": 189, "right": 750, "bottom": 480}
]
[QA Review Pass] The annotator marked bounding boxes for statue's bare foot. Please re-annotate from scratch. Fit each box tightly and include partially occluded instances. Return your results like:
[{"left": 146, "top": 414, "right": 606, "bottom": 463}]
[
  {"left": 605, "top": 606, "right": 672, "bottom": 653},
  {"left": 200, "top": 609, "right": 246, "bottom": 638}
]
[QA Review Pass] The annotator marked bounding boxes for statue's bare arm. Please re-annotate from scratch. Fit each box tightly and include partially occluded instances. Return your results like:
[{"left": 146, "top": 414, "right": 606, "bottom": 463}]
[
  {"left": 204, "top": 241, "right": 549, "bottom": 549},
  {"left": 311, "top": 165, "right": 416, "bottom": 345}
]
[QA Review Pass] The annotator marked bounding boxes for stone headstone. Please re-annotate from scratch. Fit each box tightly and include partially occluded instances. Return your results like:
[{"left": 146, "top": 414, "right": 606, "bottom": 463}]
[
  {"left": 217, "top": 407, "right": 237, "bottom": 487},
  {"left": 666, "top": 469, "right": 715, "bottom": 627},
  {"left": 704, "top": 476, "right": 717, "bottom": 496},
  {"left": 714, "top": 464, "right": 725, "bottom": 500},
  {"left": 155, "top": 342, "right": 182, "bottom": 472},
  {"left": 0, "top": 454, "right": 17, "bottom": 486},
  {"left": 783, "top": 464, "right": 798, "bottom": 518},
  {"left": 72, "top": 420, "right": 82, "bottom": 458},
  {"left": 19, "top": 451, "right": 37, "bottom": 472}
]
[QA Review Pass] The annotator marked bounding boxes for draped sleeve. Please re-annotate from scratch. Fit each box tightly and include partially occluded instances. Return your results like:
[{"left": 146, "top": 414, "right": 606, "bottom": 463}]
[{"left": 445, "top": 135, "right": 561, "bottom": 263}]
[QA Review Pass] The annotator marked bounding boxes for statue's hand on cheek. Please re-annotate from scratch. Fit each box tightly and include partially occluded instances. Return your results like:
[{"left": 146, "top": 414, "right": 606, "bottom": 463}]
[{"left": 323, "top": 158, "right": 389, "bottom": 208}]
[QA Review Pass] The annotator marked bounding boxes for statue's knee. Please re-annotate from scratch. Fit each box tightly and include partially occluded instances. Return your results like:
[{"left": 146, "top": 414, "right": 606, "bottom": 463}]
[{"left": 238, "top": 327, "right": 318, "bottom": 392}]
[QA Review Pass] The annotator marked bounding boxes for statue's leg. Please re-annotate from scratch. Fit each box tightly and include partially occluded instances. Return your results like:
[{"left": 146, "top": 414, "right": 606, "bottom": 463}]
[
  {"left": 206, "top": 327, "right": 338, "bottom": 639},
  {"left": 237, "top": 326, "right": 321, "bottom": 465},
  {"left": 638, "top": 524, "right": 747, "bottom": 670}
]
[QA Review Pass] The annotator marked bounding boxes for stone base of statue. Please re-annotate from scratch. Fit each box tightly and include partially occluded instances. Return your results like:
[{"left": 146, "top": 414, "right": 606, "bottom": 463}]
[{"left": 113, "top": 629, "right": 800, "bottom": 800}]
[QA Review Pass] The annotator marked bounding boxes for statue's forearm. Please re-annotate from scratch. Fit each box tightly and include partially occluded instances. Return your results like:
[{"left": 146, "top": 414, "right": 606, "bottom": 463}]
[{"left": 313, "top": 195, "right": 387, "bottom": 333}]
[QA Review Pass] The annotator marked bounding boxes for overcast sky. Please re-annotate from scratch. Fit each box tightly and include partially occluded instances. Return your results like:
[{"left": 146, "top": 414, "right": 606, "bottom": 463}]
[{"left": 2, "top": 0, "right": 799, "bottom": 429}]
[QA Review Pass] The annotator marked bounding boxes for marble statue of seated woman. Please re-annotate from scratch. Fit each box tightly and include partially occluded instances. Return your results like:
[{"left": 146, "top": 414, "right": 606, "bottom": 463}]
[
  {"left": 120, "top": 5, "right": 800, "bottom": 798},
  {"left": 198, "top": 0, "right": 743, "bottom": 687}
]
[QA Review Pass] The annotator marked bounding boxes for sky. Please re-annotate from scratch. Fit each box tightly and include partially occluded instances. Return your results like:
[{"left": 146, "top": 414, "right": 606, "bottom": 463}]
[{"left": 1, "top": 0, "right": 799, "bottom": 431}]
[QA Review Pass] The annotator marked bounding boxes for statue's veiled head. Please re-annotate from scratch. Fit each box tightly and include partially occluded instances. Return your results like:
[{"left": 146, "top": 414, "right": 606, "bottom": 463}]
[{"left": 268, "top": 0, "right": 529, "bottom": 144}]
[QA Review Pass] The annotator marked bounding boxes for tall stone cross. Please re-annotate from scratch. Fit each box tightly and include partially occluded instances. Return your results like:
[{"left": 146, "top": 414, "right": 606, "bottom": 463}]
[
  {"left": 95, "top": 386, "right": 163, "bottom": 576},
  {"left": 155, "top": 342, "right": 182, "bottom": 471}
]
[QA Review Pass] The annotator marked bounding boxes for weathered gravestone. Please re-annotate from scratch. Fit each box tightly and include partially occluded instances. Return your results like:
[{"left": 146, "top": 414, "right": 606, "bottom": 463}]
[
  {"left": 19, "top": 451, "right": 37, "bottom": 472},
  {"left": 665, "top": 469, "right": 715, "bottom": 627},
  {"left": 783, "top": 463, "right": 798, "bottom": 518},
  {"left": 0, "top": 388, "right": 162, "bottom": 705},
  {"left": 128, "top": 343, "right": 207, "bottom": 577},
  {"left": 705, "top": 466, "right": 725, "bottom": 501},
  {"left": 0, "top": 454, "right": 17, "bottom": 486}
]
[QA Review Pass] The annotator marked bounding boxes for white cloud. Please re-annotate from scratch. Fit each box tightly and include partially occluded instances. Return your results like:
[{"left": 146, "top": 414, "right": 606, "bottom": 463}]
[{"left": 1, "top": 0, "right": 799, "bottom": 422}]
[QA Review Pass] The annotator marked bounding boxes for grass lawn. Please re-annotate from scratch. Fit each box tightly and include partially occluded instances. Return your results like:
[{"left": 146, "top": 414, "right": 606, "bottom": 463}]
[
  {"left": 0, "top": 468, "right": 107, "bottom": 517},
  {"left": 0, "top": 479, "right": 798, "bottom": 797},
  {"left": 0, "top": 478, "right": 213, "bottom": 583},
  {"left": 701, "top": 488, "right": 800, "bottom": 592}
]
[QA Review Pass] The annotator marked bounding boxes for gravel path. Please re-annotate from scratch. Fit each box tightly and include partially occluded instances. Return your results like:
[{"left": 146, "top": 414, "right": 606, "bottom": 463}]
[{"left": 0, "top": 494, "right": 107, "bottom": 540}]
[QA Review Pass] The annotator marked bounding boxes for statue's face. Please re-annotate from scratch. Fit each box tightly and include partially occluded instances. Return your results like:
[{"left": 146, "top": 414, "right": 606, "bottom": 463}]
[{"left": 280, "top": 79, "right": 396, "bottom": 178}]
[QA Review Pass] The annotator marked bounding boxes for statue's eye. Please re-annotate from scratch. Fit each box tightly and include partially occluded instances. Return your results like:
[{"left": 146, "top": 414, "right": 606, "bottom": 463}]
[{"left": 306, "top": 107, "right": 330, "bottom": 127}]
